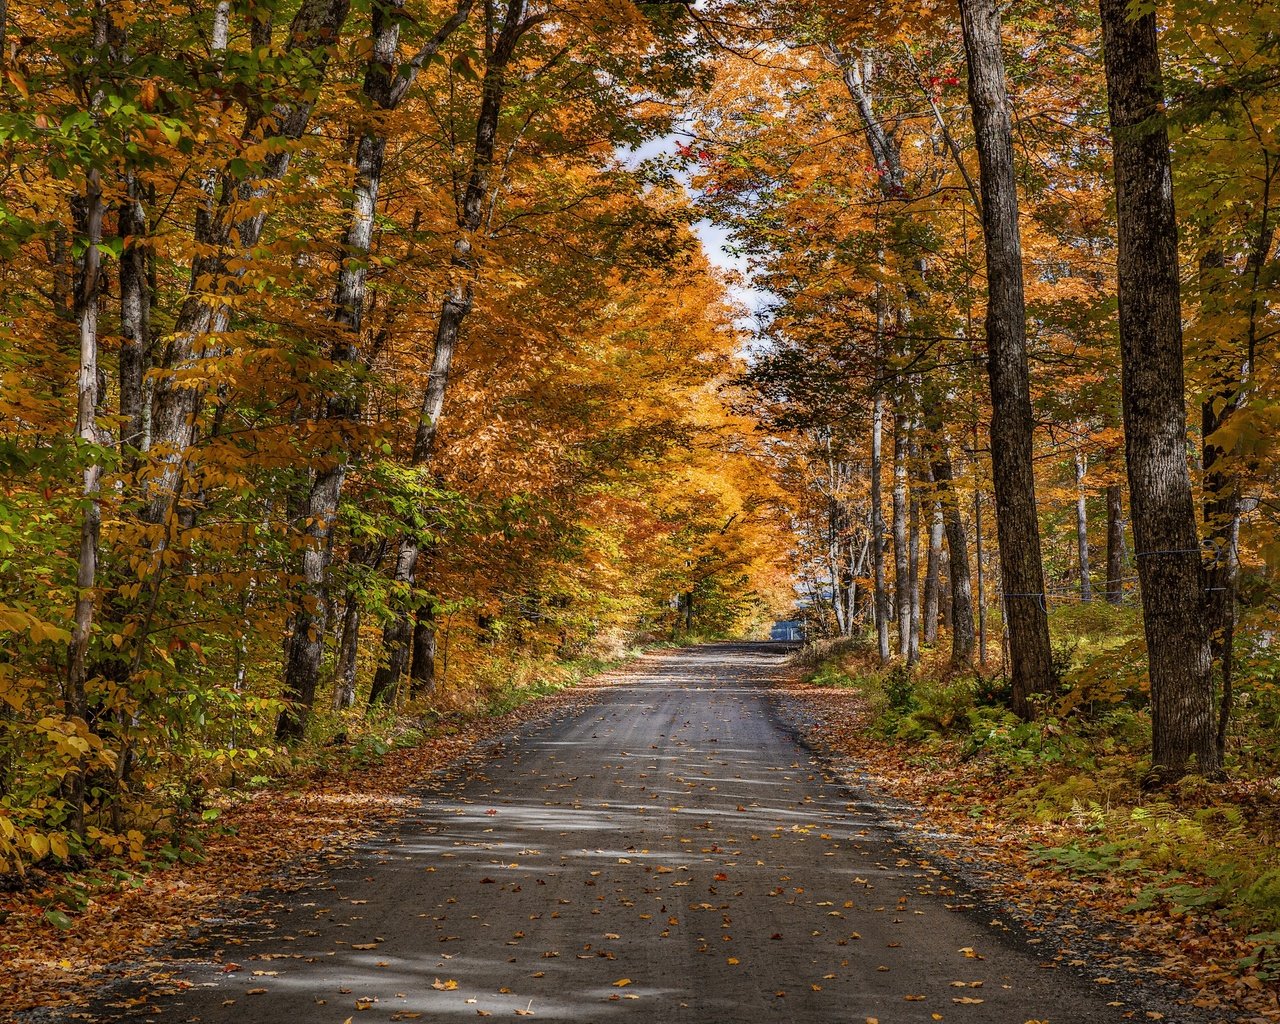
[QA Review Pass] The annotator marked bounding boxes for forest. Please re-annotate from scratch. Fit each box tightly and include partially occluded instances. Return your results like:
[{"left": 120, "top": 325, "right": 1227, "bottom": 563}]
[{"left": 1, "top": 0, "right": 1279, "bottom": 1012}]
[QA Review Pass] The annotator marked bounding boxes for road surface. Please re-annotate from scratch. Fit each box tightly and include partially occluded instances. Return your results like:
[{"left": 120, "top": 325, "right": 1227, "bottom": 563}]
[{"left": 88, "top": 644, "right": 1163, "bottom": 1023}]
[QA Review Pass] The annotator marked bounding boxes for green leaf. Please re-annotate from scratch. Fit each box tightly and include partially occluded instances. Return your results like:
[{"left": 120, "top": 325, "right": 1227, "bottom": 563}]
[{"left": 44, "top": 909, "right": 73, "bottom": 930}]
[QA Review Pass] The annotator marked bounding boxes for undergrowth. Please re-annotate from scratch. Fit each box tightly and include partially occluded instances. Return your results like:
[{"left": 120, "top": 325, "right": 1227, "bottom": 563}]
[
  {"left": 795, "top": 606, "right": 1280, "bottom": 974},
  {"left": 8, "top": 641, "right": 654, "bottom": 924}
]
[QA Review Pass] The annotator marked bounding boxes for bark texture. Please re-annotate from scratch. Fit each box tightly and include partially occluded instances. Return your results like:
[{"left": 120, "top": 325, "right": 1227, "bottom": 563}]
[
  {"left": 68, "top": 166, "right": 104, "bottom": 838},
  {"left": 1105, "top": 482, "right": 1126, "bottom": 604},
  {"left": 959, "top": 0, "right": 1054, "bottom": 715},
  {"left": 371, "top": 0, "right": 528, "bottom": 703},
  {"left": 923, "top": 492, "right": 944, "bottom": 645},
  {"left": 871, "top": 394, "right": 891, "bottom": 663},
  {"left": 1075, "top": 449, "right": 1092, "bottom": 602},
  {"left": 278, "top": 0, "right": 474, "bottom": 735},
  {"left": 892, "top": 411, "right": 911, "bottom": 660},
  {"left": 1100, "top": 0, "right": 1219, "bottom": 779},
  {"left": 932, "top": 451, "right": 975, "bottom": 666},
  {"left": 409, "top": 604, "right": 438, "bottom": 696}
]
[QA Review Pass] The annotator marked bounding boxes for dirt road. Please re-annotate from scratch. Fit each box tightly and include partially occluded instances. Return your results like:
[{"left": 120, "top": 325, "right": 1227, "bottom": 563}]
[{"left": 86, "top": 644, "right": 1155, "bottom": 1023}]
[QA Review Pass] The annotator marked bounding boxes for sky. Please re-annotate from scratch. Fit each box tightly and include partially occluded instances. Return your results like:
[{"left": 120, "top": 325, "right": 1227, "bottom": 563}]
[{"left": 620, "top": 135, "right": 774, "bottom": 340}]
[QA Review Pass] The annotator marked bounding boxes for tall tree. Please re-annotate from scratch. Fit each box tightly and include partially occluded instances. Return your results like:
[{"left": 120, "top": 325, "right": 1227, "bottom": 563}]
[
  {"left": 366, "top": 0, "right": 542, "bottom": 708},
  {"left": 1099, "top": 0, "right": 1219, "bottom": 779},
  {"left": 958, "top": 0, "right": 1054, "bottom": 716},
  {"left": 1075, "top": 448, "right": 1093, "bottom": 602},
  {"left": 930, "top": 445, "right": 976, "bottom": 666},
  {"left": 277, "top": 0, "right": 474, "bottom": 741},
  {"left": 141, "top": 0, "right": 352, "bottom": 534},
  {"left": 1105, "top": 482, "right": 1126, "bottom": 604}
]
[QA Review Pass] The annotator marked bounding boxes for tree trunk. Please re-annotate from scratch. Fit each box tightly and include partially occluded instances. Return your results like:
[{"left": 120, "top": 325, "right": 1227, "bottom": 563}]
[
  {"left": 959, "top": 0, "right": 1054, "bottom": 715},
  {"left": 1105, "top": 482, "right": 1126, "bottom": 604},
  {"left": 409, "top": 604, "right": 438, "bottom": 697},
  {"left": 118, "top": 172, "right": 148, "bottom": 462},
  {"left": 939, "top": 546, "right": 953, "bottom": 628},
  {"left": 825, "top": 490, "right": 842, "bottom": 636},
  {"left": 849, "top": 531, "right": 867, "bottom": 631},
  {"left": 907, "top": 461, "right": 921, "bottom": 664},
  {"left": 145, "top": 0, "right": 351, "bottom": 529},
  {"left": 923, "top": 493, "right": 944, "bottom": 645},
  {"left": 1199, "top": 186, "right": 1272, "bottom": 756},
  {"left": 974, "top": 472, "right": 988, "bottom": 664},
  {"left": 933, "top": 452, "right": 976, "bottom": 666},
  {"left": 1075, "top": 448, "right": 1093, "bottom": 602},
  {"left": 892, "top": 411, "right": 910, "bottom": 660},
  {"left": 369, "top": 0, "right": 529, "bottom": 698},
  {"left": 278, "top": 0, "right": 473, "bottom": 735},
  {"left": 367, "top": 256, "right": 471, "bottom": 699},
  {"left": 281, "top": 5, "right": 403, "bottom": 732},
  {"left": 67, "top": 167, "right": 105, "bottom": 840},
  {"left": 333, "top": 593, "right": 361, "bottom": 711},
  {"left": 871, "top": 394, "right": 891, "bottom": 663},
  {"left": 1100, "top": 0, "right": 1219, "bottom": 780},
  {"left": 368, "top": 542, "right": 418, "bottom": 705},
  {"left": 276, "top": 466, "right": 342, "bottom": 742}
]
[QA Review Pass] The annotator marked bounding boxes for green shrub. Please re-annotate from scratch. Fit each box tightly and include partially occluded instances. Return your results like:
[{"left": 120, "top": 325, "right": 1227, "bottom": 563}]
[{"left": 883, "top": 663, "right": 918, "bottom": 714}]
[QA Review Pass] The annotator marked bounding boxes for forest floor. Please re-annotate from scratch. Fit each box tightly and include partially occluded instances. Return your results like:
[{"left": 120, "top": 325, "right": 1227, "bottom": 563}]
[
  {"left": 776, "top": 678, "right": 1280, "bottom": 1024},
  {"left": 6, "top": 642, "right": 1226, "bottom": 1024}
]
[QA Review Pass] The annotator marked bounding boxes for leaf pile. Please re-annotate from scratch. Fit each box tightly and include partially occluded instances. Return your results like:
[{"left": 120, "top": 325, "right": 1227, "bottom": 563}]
[{"left": 776, "top": 681, "right": 1280, "bottom": 1024}]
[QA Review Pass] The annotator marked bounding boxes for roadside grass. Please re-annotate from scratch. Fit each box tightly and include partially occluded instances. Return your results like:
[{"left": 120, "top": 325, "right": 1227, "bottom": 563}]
[{"left": 794, "top": 606, "right": 1280, "bottom": 986}]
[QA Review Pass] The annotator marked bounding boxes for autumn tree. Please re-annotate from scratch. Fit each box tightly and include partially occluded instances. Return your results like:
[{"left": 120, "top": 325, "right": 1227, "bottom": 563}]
[{"left": 1100, "top": 0, "right": 1219, "bottom": 779}]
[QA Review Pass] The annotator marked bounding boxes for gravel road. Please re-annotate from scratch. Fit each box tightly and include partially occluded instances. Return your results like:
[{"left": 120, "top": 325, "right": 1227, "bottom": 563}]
[{"left": 86, "top": 643, "right": 1150, "bottom": 1023}]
